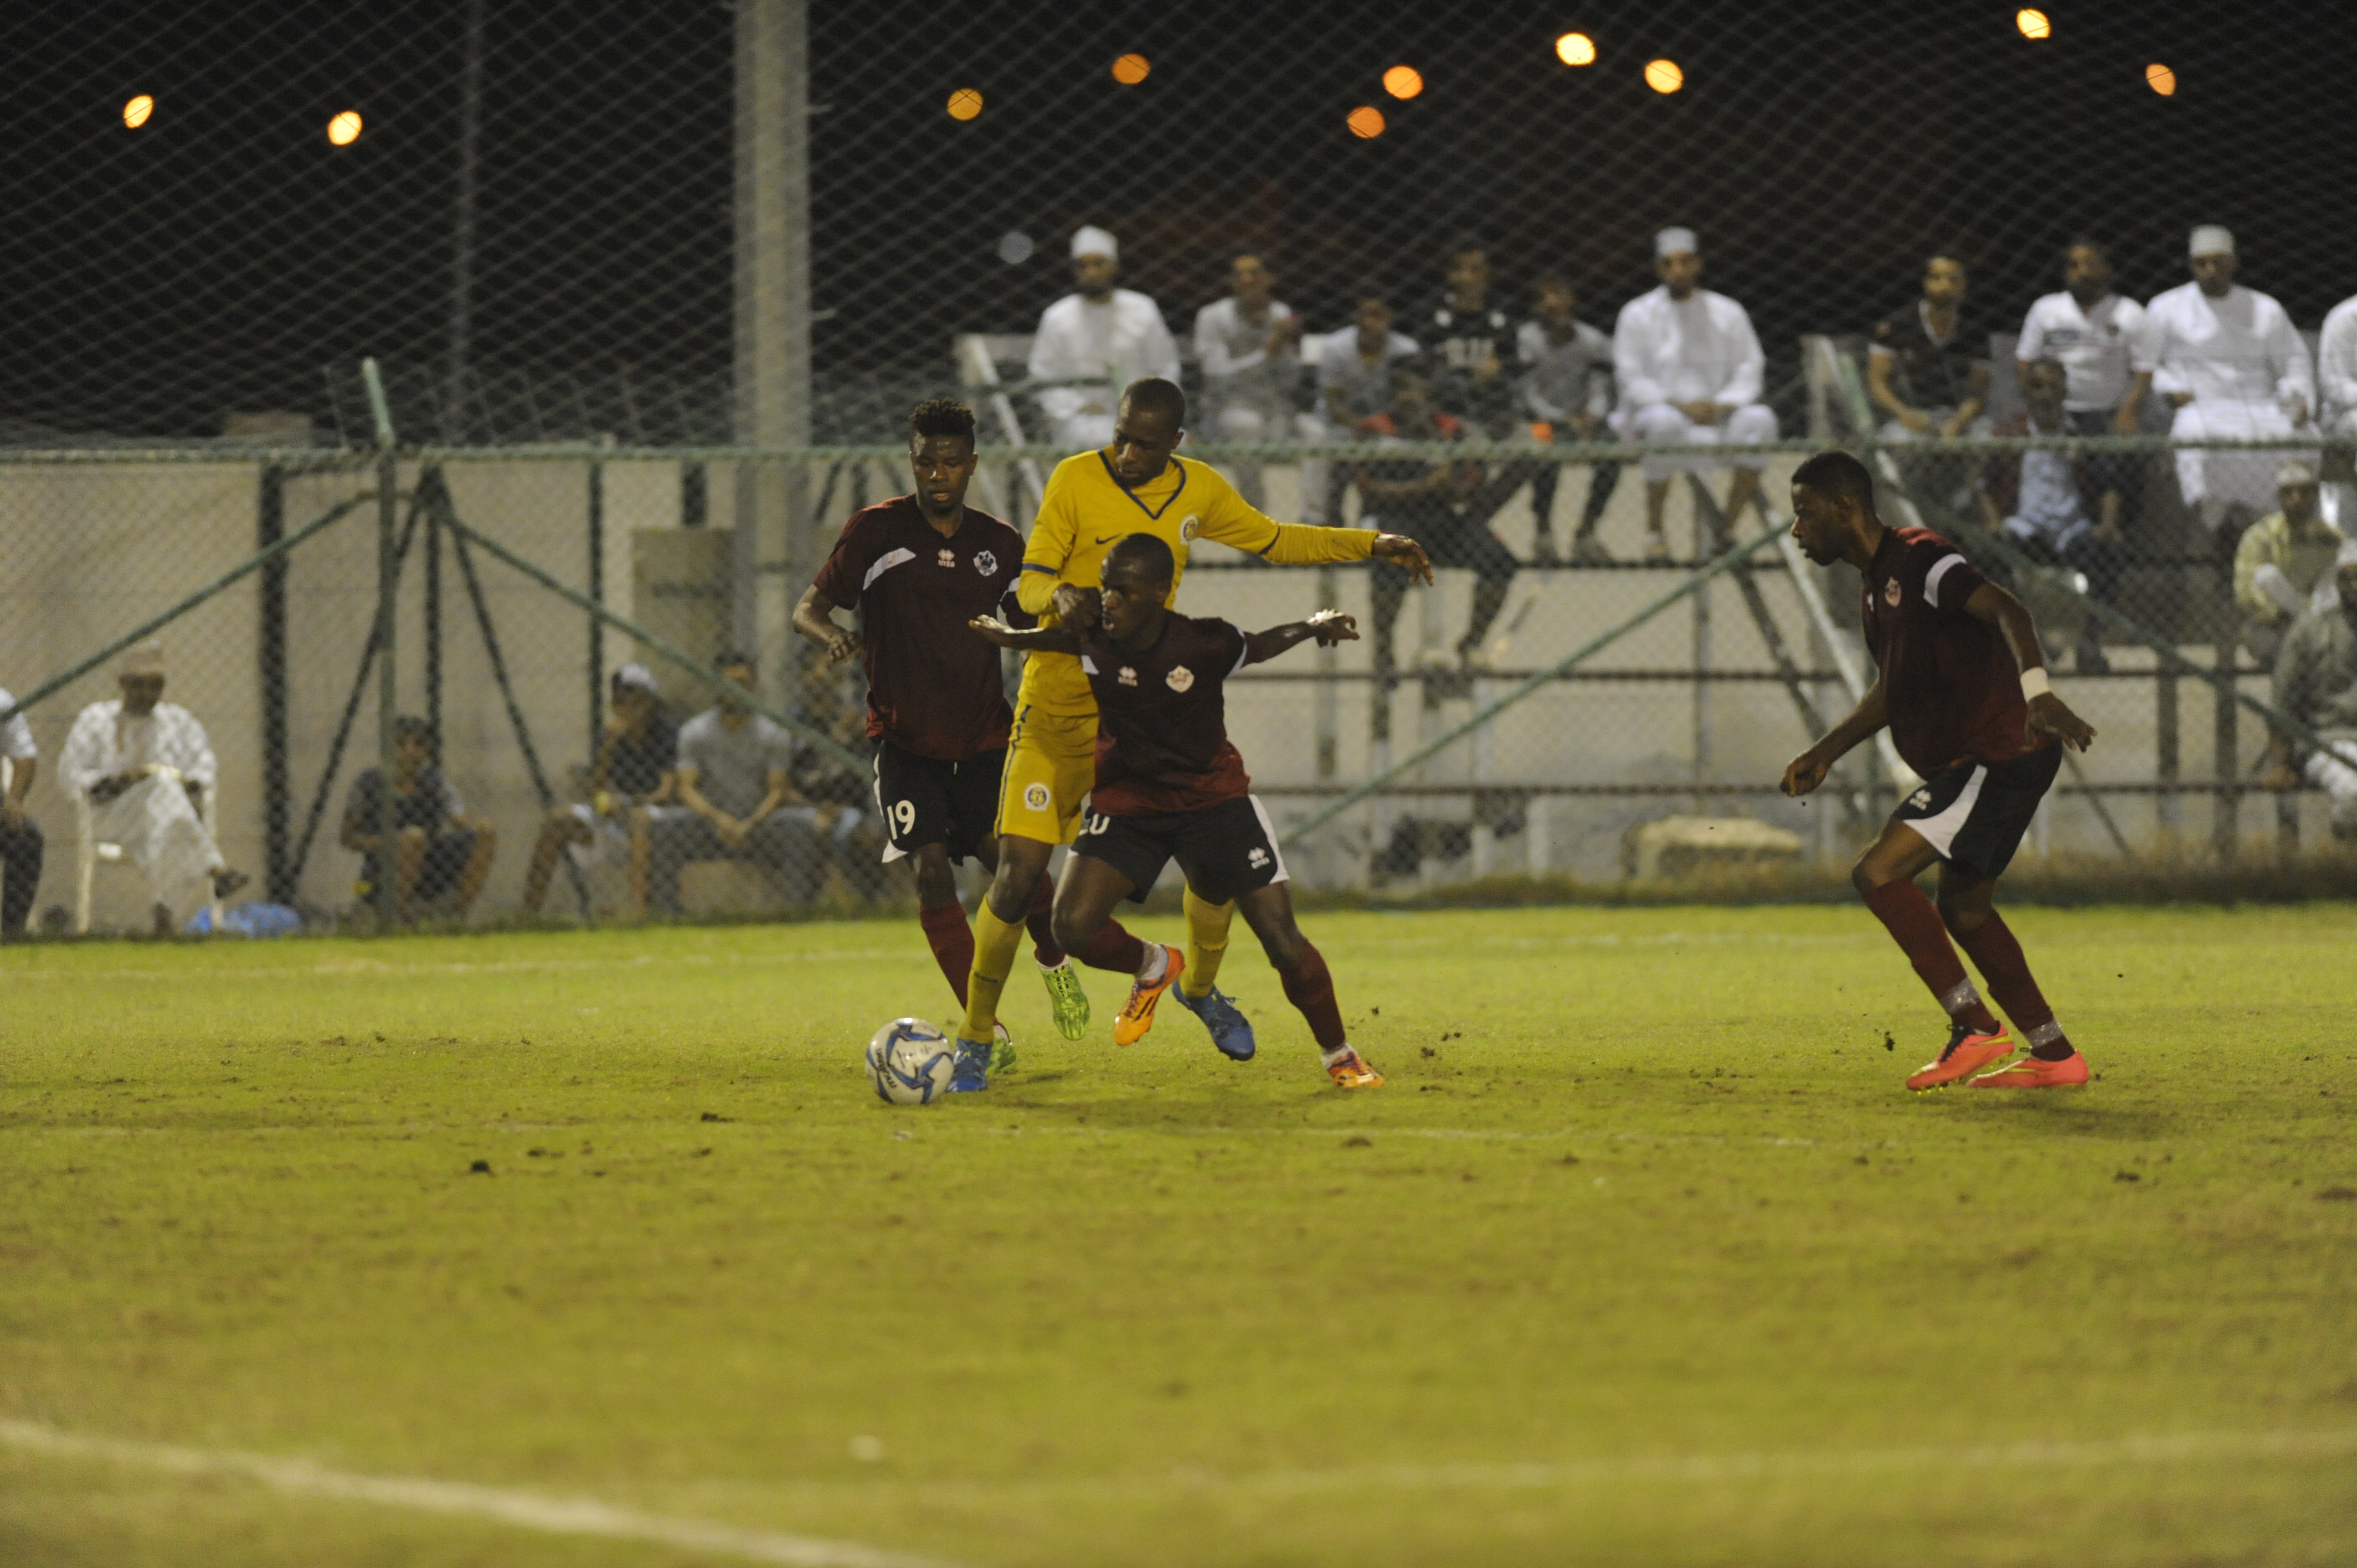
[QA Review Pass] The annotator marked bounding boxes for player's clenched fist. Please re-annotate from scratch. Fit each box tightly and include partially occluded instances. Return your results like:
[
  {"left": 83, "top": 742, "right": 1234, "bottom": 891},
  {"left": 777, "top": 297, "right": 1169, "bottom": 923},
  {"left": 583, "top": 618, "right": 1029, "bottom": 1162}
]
[
  {"left": 2024, "top": 692, "right": 2096, "bottom": 752},
  {"left": 1780, "top": 747, "right": 1833, "bottom": 798},
  {"left": 1370, "top": 533, "right": 1434, "bottom": 585}
]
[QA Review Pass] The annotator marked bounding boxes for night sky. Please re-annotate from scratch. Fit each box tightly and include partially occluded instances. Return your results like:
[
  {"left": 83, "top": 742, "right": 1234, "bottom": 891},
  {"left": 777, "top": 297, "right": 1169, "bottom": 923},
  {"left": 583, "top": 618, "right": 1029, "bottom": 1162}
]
[{"left": 2, "top": 0, "right": 2348, "bottom": 439}]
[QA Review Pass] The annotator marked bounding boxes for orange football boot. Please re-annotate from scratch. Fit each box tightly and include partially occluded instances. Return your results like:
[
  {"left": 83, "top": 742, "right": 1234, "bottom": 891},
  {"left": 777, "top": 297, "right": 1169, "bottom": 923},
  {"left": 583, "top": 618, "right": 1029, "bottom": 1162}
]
[
  {"left": 1971, "top": 1051, "right": 2090, "bottom": 1089},
  {"left": 1325, "top": 1049, "right": 1384, "bottom": 1089},
  {"left": 1905, "top": 1023, "right": 2015, "bottom": 1092},
  {"left": 1113, "top": 945, "right": 1184, "bottom": 1046}
]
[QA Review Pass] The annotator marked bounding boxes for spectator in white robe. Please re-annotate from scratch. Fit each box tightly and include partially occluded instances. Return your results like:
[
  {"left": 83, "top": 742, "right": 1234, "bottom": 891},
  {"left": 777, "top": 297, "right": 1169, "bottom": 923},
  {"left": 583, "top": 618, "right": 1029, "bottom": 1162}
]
[
  {"left": 1027, "top": 226, "right": 1180, "bottom": 453},
  {"left": 1193, "top": 246, "right": 1303, "bottom": 510},
  {"left": 1611, "top": 228, "right": 1779, "bottom": 559},
  {"left": 58, "top": 642, "right": 244, "bottom": 929},
  {"left": 2317, "top": 291, "right": 2357, "bottom": 438},
  {"left": 2128, "top": 225, "right": 2315, "bottom": 538}
]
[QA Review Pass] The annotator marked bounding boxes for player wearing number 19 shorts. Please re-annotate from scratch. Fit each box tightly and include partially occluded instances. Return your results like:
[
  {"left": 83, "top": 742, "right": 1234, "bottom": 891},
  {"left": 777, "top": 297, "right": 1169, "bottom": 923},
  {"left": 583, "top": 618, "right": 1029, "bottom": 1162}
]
[
  {"left": 954, "top": 377, "right": 1432, "bottom": 1089},
  {"left": 792, "top": 399, "right": 1089, "bottom": 1055}
]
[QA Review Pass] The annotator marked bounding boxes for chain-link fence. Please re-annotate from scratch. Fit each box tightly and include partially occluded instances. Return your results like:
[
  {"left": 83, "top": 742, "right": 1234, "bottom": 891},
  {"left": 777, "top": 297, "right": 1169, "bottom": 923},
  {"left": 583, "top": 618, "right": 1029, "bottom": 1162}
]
[{"left": 4, "top": 2, "right": 2354, "bottom": 932}]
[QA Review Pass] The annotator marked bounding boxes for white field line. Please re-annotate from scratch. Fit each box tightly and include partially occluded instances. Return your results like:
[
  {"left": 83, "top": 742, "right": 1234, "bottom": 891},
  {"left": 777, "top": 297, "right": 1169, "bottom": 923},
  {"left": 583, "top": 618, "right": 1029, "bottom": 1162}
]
[{"left": 0, "top": 1419, "right": 965, "bottom": 1568}]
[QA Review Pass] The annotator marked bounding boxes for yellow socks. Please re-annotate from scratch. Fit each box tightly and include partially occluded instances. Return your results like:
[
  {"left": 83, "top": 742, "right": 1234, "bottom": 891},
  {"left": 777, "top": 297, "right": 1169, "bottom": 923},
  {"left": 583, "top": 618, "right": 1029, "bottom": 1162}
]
[
  {"left": 1181, "top": 886, "right": 1234, "bottom": 999},
  {"left": 961, "top": 899, "right": 1025, "bottom": 1043}
]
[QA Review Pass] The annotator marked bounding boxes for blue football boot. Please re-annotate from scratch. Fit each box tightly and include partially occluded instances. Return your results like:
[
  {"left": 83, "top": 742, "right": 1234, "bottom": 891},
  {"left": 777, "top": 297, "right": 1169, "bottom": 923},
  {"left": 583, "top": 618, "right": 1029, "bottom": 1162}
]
[
  {"left": 948, "top": 1035, "right": 993, "bottom": 1093},
  {"left": 1174, "top": 984, "right": 1256, "bottom": 1061}
]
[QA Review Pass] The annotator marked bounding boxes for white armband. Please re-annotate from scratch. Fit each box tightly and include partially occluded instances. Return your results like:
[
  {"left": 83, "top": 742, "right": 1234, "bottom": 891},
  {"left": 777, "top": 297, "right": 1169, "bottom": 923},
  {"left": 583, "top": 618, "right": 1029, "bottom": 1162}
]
[{"left": 2020, "top": 667, "right": 2051, "bottom": 700}]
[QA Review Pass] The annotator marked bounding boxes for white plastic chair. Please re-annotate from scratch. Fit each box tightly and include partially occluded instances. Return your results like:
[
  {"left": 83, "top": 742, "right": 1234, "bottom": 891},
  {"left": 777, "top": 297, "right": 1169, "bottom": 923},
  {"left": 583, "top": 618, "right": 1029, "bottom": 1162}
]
[{"left": 74, "top": 765, "right": 222, "bottom": 934}]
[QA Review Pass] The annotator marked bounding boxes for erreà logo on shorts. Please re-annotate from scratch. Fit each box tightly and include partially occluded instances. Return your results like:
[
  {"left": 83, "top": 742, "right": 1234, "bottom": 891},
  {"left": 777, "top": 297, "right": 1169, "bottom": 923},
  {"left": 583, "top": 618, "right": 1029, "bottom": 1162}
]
[
  {"left": 1247, "top": 847, "right": 1269, "bottom": 868},
  {"left": 1165, "top": 665, "right": 1195, "bottom": 693},
  {"left": 1907, "top": 787, "right": 1932, "bottom": 809},
  {"left": 1022, "top": 782, "right": 1051, "bottom": 812}
]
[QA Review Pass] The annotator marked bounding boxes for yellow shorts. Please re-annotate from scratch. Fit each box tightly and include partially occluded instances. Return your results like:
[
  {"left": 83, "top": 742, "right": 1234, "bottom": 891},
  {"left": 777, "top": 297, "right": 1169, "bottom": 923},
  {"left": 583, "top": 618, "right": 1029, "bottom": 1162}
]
[{"left": 995, "top": 704, "right": 1097, "bottom": 846}]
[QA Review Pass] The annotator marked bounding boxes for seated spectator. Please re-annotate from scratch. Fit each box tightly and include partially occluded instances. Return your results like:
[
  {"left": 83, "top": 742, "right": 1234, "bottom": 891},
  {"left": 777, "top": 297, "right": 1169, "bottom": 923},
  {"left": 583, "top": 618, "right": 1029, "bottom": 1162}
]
[
  {"left": 1027, "top": 226, "right": 1179, "bottom": 454},
  {"left": 59, "top": 642, "right": 246, "bottom": 933},
  {"left": 1193, "top": 246, "right": 1303, "bottom": 511},
  {"left": 339, "top": 715, "right": 497, "bottom": 922},
  {"left": 1869, "top": 253, "right": 1991, "bottom": 515},
  {"left": 2265, "top": 550, "right": 2357, "bottom": 842},
  {"left": 521, "top": 663, "right": 677, "bottom": 915},
  {"left": 1611, "top": 228, "right": 1779, "bottom": 560},
  {"left": 2017, "top": 239, "right": 2150, "bottom": 533},
  {"left": 1316, "top": 292, "right": 1422, "bottom": 524},
  {"left": 1976, "top": 358, "right": 2122, "bottom": 673},
  {"left": 2130, "top": 226, "right": 2315, "bottom": 544},
  {"left": 1517, "top": 274, "right": 1620, "bottom": 564},
  {"left": 646, "top": 652, "right": 842, "bottom": 914},
  {"left": 2234, "top": 462, "right": 2343, "bottom": 666},
  {"left": 1, "top": 678, "right": 42, "bottom": 940},
  {"left": 2320, "top": 288, "right": 2357, "bottom": 439},
  {"left": 1354, "top": 363, "right": 1519, "bottom": 677},
  {"left": 1421, "top": 240, "right": 1516, "bottom": 437}
]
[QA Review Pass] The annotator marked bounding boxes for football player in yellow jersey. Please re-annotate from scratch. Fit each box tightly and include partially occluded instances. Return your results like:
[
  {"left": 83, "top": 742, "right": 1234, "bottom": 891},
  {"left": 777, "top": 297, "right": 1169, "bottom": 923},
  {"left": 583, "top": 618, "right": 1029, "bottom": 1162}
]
[{"left": 952, "top": 377, "right": 1429, "bottom": 1089}]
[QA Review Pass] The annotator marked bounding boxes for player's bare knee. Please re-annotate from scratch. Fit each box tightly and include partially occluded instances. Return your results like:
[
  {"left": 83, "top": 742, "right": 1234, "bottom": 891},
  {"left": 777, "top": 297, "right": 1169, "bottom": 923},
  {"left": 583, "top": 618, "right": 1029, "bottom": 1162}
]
[{"left": 912, "top": 848, "right": 959, "bottom": 908}]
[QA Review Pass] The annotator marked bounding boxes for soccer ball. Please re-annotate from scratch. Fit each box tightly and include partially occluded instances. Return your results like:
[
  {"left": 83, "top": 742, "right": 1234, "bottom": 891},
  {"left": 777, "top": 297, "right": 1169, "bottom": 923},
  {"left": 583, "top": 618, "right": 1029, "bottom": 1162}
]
[{"left": 866, "top": 1017, "right": 957, "bottom": 1106}]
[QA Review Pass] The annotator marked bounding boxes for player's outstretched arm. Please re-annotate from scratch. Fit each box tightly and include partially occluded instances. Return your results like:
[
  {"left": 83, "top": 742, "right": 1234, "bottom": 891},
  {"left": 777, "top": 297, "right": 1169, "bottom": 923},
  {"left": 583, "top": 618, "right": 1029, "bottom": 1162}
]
[
  {"left": 1243, "top": 610, "right": 1358, "bottom": 666},
  {"left": 1962, "top": 581, "right": 2098, "bottom": 752},
  {"left": 969, "top": 615, "right": 1083, "bottom": 655},
  {"left": 1781, "top": 680, "right": 1890, "bottom": 798},
  {"left": 790, "top": 584, "right": 860, "bottom": 664}
]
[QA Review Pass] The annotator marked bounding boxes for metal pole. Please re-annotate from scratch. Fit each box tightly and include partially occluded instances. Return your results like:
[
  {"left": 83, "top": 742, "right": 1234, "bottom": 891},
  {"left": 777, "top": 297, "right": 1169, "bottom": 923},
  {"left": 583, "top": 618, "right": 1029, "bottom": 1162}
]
[
  {"left": 589, "top": 435, "right": 609, "bottom": 747},
  {"left": 258, "top": 464, "right": 292, "bottom": 902},
  {"left": 424, "top": 474, "right": 444, "bottom": 746},
  {"left": 363, "top": 358, "right": 400, "bottom": 926},
  {"left": 444, "top": 0, "right": 487, "bottom": 440}
]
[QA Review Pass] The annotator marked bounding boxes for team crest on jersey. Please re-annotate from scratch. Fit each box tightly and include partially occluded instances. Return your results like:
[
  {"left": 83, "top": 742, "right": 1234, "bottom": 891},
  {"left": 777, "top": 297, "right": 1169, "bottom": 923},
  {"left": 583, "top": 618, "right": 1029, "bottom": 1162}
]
[
  {"left": 1022, "top": 782, "right": 1051, "bottom": 812},
  {"left": 1117, "top": 666, "right": 1139, "bottom": 687},
  {"left": 973, "top": 549, "right": 997, "bottom": 576},
  {"left": 1180, "top": 515, "right": 1201, "bottom": 542},
  {"left": 937, "top": 548, "right": 956, "bottom": 569},
  {"left": 1883, "top": 579, "right": 1902, "bottom": 607},
  {"left": 1165, "top": 665, "right": 1195, "bottom": 693}
]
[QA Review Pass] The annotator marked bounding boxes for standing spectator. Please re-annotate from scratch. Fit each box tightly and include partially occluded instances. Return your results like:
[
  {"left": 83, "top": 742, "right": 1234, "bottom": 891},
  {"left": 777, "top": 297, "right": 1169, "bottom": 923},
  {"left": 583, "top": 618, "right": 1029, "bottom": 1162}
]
[
  {"left": 2017, "top": 239, "right": 2151, "bottom": 534},
  {"left": 2129, "top": 226, "right": 2315, "bottom": 543},
  {"left": 60, "top": 642, "right": 246, "bottom": 932},
  {"left": 2265, "top": 552, "right": 2357, "bottom": 842},
  {"left": 1193, "top": 246, "right": 1303, "bottom": 511},
  {"left": 1316, "top": 292, "right": 1422, "bottom": 524},
  {"left": 1976, "top": 358, "right": 2121, "bottom": 672},
  {"left": 1027, "top": 226, "right": 1179, "bottom": 454},
  {"left": 1612, "top": 228, "right": 1780, "bottom": 561},
  {"left": 2318, "top": 289, "right": 2357, "bottom": 438},
  {"left": 0, "top": 680, "right": 42, "bottom": 940},
  {"left": 519, "top": 663, "right": 677, "bottom": 916},
  {"left": 1354, "top": 363, "right": 1519, "bottom": 676},
  {"left": 1517, "top": 274, "right": 1620, "bottom": 564},
  {"left": 2234, "top": 462, "right": 2343, "bottom": 666},
  {"left": 647, "top": 652, "right": 834, "bottom": 914},
  {"left": 339, "top": 715, "right": 497, "bottom": 922},
  {"left": 1868, "top": 254, "right": 1991, "bottom": 514}
]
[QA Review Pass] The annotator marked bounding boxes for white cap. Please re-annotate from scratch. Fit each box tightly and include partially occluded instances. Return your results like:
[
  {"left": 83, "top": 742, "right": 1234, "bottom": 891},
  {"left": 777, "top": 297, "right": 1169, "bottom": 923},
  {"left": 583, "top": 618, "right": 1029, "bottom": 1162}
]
[
  {"left": 2189, "top": 224, "right": 2235, "bottom": 257},
  {"left": 2277, "top": 460, "right": 2317, "bottom": 488},
  {"left": 612, "top": 662, "right": 658, "bottom": 694},
  {"left": 1071, "top": 226, "right": 1118, "bottom": 261},
  {"left": 1655, "top": 226, "right": 1697, "bottom": 258}
]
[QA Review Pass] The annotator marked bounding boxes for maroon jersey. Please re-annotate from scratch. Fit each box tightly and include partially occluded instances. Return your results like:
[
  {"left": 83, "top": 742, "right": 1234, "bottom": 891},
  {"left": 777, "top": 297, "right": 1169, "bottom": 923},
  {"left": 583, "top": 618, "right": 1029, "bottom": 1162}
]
[
  {"left": 1861, "top": 525, "right": 2048, "bottom": 777},
  {"left": 1078, "top": 612, "right": 1253, "bottom": 816},
  {"left": 810, "top": 497, "right": 1022, "bottom": 760}
]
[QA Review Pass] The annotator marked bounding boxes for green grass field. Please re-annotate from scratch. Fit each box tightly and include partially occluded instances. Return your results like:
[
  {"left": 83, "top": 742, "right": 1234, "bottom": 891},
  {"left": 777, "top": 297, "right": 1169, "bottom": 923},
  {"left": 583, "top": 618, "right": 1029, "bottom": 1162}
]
[{"left": 5, "top": 903, "right": 2355, "bottom": 1567}]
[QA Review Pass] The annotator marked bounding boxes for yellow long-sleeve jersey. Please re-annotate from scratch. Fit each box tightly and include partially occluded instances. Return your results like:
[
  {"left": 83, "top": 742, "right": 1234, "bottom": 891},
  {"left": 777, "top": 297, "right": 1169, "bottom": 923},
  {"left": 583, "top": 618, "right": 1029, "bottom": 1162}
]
[{"left": 1013, "top": 451, "right": 1377, "bottom": 717}]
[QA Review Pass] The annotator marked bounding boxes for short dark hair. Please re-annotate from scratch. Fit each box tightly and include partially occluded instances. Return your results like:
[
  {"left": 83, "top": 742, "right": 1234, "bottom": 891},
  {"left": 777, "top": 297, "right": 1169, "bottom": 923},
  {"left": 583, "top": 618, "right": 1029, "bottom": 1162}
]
[
  {"left": 1792, "top": 450, "right": 1876, "bottom": 507},
  {"left": 393, "top": 714, "right": 438, "bottom": 750},
  {"left": 2063, "top": 236, "right": 2111, "bottom": 267},
  {"left": 909, "top": 397, "right": 976, "bottom": 446},
  {"left": 1120, "top": 376, "right": 1187, "bottom": 426},
  {"left": 1447, "top": 238, "right": 1489, "bottom": 262},
  {"left": 712, "top": 648, "right": 755, "bottom": 673},
  {"left": 1226, "top": 243, "right": 1273, "bottom": 271},
  {"left": 1926, "top": 252, "right": 1967, "bottom": 274},
  {"left": 1104, "top": 532, "right": 1175, "bottom": 586},
  {"left": 1532, "top": 272, "right": 1573, "bottom": 296}
]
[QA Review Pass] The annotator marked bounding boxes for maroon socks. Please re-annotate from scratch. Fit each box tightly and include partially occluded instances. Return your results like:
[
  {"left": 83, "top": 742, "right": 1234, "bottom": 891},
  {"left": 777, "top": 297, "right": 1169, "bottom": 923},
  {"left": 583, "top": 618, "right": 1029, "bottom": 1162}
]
[
  {"left": 1074, "top": 917, "right": 1147, "bottom": 976},
  {"left": 1952, "top": 911, "right": 2072, "bottom": 1058},
  {"left": 1861, "top": 880, "right": 2002, "bottom": 1035},
  {"left": 1276, "top": 942, "right": 1347, "bottom": 1050},
  {"left": 917, "top": 901, "right": 975, "bottom": 1005}
]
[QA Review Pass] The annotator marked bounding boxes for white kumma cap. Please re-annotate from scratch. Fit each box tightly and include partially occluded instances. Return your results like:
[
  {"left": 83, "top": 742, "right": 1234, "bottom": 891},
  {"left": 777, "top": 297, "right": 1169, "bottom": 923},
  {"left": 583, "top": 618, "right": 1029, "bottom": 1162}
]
[
  {"left": 1655, "top": 227, "right": 1697, "bottom": 257},
  {"left": 2188, "top": 224, "right": 2235, "bottom": 257},
  {"left": 1071, "top": 226, "right": 1118, "bottom": 261}
]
